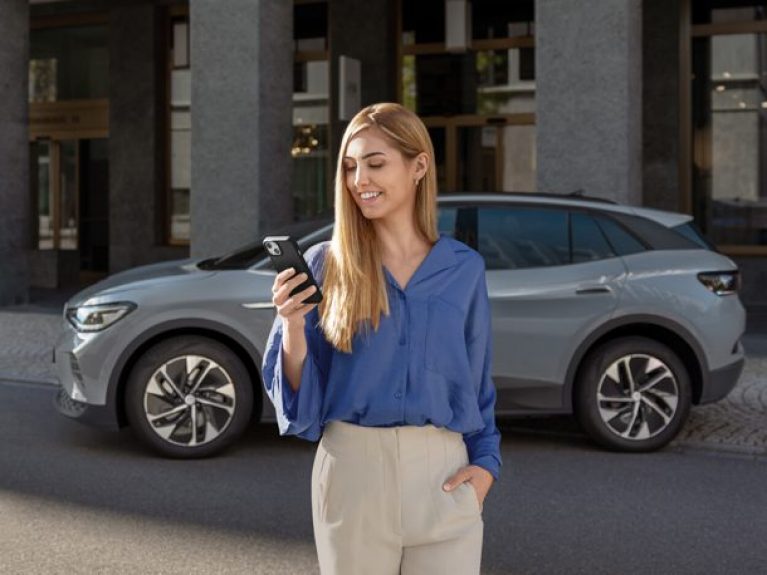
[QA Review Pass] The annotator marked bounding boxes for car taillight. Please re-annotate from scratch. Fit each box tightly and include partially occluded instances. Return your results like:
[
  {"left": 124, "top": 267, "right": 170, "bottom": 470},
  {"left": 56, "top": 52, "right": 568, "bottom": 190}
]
[{"left": 697, "top": 271, "right": 740, "bottom": 295}]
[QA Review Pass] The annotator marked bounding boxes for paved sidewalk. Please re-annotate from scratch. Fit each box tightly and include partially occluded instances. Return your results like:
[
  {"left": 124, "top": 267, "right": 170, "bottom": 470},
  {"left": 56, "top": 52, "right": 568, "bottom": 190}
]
[{"left": 1, "top": 288, "right": 766, "bottom": 457}]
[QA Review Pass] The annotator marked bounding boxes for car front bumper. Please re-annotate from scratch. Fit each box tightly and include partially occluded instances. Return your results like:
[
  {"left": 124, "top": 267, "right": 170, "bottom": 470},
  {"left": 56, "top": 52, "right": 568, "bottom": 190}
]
[
  {"left": 53, "top": 384, "right": 120, "bottom": 429},
  {"left": 53, "top": 325, "right": 122, "bottom": 430}
]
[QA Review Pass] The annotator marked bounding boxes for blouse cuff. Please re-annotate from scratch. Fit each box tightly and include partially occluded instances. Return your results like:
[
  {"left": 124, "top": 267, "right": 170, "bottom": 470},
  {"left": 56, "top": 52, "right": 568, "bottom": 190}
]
[{"left": 470, "top": 454, "right": 501, "bottom": 482}]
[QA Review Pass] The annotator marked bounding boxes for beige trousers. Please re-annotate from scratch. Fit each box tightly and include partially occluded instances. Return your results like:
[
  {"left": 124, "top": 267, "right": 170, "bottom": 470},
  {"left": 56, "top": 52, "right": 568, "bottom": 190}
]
[{"left": 311, "top": 420, "right": 484, "bottom": 575}]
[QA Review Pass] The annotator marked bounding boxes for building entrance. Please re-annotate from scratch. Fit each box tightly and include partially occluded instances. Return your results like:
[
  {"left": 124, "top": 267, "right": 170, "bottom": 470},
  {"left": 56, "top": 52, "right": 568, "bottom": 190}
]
[
  {"left": 29, "top": 97, "right": 110, "bottom": 288},
  {"left": 31, "top": 137, "right": 110, "bottom": 286}
]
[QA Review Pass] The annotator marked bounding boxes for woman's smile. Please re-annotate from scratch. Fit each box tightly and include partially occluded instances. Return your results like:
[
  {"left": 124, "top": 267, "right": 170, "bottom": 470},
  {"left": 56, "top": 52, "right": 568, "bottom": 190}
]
[{"left": 359, "top": 190, "right": 384, "bottom": 204}]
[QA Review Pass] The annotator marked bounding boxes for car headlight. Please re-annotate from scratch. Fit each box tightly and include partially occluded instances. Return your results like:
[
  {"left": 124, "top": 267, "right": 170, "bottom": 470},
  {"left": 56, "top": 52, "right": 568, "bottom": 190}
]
[
  {"left": 65, "top": 302, "right": 137, "bottom": 332},
  {"left": 697, "top": 271, "right": 740, "bottom": 296}
]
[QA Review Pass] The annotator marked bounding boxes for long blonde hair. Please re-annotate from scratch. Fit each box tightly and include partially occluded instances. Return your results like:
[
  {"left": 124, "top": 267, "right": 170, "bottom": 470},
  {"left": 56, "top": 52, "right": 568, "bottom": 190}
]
[{"left": 317, "top": 102, "right": 439, "bottom": 353}]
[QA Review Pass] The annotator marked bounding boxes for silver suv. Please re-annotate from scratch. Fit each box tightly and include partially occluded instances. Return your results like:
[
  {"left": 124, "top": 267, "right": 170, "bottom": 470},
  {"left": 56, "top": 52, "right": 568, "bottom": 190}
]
[{"left": 54, "top": 192, "right": 746, "bottom": 455}]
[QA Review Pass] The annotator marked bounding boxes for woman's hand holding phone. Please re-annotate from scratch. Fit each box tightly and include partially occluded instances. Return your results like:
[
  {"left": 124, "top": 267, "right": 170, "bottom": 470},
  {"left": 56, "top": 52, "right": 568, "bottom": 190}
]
[{"left": 272, "top": 267, "right": 319, "bottom": 327}]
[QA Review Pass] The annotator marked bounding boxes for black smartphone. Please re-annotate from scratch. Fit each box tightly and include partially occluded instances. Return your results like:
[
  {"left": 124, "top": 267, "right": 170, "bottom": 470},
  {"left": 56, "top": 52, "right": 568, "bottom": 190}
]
[{"left": 262, "top": 235, "right": 323, "bottom": 304}]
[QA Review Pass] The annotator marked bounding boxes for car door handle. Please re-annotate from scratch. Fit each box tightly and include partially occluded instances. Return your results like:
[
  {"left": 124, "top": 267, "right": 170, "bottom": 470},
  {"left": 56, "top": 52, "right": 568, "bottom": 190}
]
[
  {"left": 240, "top": 302, "right": 275, "bottom": 309},
  {"left": 575, "top": 285, "right": 612, "bottom": 295}
]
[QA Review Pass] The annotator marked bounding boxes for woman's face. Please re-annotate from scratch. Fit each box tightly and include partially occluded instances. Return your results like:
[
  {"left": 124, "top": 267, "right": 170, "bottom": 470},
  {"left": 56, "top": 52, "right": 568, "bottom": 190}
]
[{"left": 343, "top": 126, "right": 427, "bottom": 221}]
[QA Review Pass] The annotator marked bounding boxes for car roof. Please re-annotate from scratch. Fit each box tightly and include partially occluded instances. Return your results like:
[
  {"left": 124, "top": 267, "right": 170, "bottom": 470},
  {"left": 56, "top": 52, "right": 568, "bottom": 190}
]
[{"left": 436, "top": 192, "right": 693, "bottom": 228}]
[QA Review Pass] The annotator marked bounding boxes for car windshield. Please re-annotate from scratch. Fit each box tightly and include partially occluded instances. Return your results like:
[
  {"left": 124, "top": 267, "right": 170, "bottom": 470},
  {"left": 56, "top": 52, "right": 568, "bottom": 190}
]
[{"left": 199, "top": 217, "right": 333, "bottom": 270}]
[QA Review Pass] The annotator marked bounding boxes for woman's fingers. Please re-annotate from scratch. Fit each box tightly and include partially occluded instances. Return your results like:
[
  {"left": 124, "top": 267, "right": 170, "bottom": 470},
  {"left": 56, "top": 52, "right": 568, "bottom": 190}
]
[
  {"left": 276, "top": 283, "right": 318, "bottom": 319},
  {"left": 272, "top": 270, "right": 309, "bottom": 305}
]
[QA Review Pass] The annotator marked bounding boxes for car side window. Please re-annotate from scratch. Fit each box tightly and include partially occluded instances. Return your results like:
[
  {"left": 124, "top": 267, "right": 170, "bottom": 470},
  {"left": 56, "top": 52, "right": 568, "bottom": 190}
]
[
  {"left": 593, "top": 215, "right": 646, "bottom": 256},
  {"left": 570, "top": 211, "right": 616, "bottom": 263},
  {"left": 478, "top": 206, "right": 569, "bottom": 270}
]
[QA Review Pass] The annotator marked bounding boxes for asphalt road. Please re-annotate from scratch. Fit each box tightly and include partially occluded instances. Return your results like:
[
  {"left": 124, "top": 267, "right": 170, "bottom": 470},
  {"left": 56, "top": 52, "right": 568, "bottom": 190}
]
[{"left": 1, "top": 379, "right": 765, "bottom": 575}]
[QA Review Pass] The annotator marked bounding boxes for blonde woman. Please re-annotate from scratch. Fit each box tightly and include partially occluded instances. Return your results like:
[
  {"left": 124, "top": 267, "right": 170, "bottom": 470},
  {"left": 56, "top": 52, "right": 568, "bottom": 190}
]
[{"left": 262, "top": 102, "right": 501, "bottom": 574}]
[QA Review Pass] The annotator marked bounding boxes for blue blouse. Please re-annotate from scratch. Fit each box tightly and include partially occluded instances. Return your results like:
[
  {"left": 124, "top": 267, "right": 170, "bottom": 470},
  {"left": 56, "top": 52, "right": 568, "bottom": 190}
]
[{"left": 261, "top": 232, "right": 502, "bottom": 481}]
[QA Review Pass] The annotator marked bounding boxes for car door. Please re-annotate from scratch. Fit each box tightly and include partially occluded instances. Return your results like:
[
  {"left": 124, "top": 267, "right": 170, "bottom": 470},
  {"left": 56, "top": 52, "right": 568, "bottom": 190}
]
[{"left": 463, "top": 205, "right": 627, "bottom": 414}]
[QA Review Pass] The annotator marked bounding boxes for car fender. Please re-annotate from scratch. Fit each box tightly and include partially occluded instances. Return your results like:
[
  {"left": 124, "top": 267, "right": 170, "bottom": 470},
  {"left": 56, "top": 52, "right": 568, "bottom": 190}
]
[
  {"left": 561, "top": 313, "right": 710, "bottom": 411},
  {"left": 105, "top": 318, "right": 265, "bottom": 427}
]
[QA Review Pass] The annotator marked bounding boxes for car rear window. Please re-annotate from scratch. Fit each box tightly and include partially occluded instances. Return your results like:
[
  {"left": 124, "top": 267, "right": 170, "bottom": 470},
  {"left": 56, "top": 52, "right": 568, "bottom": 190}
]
[
  {"left": 592, "top": 215, "right": 647, "bottom": 256},
  {"left": 671, "top": 221, "right": 716, "bottom": 250},
  {"left": 607, "top": 212, "right": 702, "bottom": 251}
]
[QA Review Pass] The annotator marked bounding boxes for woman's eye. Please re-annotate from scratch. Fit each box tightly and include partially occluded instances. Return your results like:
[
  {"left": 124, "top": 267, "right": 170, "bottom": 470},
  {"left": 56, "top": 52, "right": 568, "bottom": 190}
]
[{"left": 369, "top": 164, "right": 383, "bottom": 169}]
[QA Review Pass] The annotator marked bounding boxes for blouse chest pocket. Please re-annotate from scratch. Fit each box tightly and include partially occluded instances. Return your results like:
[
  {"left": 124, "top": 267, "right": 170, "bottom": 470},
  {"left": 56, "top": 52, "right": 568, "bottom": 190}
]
[{"left": 424, "top": 295, "right": 471, "bottom": 382}]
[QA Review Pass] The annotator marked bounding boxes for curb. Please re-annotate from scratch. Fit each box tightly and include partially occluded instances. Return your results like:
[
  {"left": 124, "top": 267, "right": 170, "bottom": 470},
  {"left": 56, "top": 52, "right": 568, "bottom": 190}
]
[
  {"left": 0, "top": 374, "right": 59, "bottom": 388},
  {"left": 670, "top": 439, "right": 767, "bottom": 461}
]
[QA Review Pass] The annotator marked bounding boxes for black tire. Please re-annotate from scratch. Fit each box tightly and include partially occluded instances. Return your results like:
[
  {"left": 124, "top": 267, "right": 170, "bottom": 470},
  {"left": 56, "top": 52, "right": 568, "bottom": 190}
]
[
  {"left": 574, "top": 336, "right": 692, "bottom": 452},
  {"left": 125, "top": 335, "right": 254, "bottom": 458}
]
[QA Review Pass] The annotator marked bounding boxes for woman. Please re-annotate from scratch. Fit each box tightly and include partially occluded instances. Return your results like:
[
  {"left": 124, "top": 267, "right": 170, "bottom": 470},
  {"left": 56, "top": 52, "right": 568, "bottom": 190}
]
[{"left": 261, "top": 102, "right": 501, "bottom": 574}]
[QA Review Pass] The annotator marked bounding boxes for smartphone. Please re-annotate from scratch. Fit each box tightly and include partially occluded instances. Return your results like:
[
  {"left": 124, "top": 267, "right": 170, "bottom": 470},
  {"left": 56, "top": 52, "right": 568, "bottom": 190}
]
[{"left": 262, "top": 235, "right": 323, "bottom": 304}]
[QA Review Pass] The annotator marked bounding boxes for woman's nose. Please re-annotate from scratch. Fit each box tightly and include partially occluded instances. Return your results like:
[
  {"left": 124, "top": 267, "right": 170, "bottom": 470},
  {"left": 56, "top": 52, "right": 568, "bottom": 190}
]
[{"left": 353, "top": 167, "right": 369, "bottom": 188}]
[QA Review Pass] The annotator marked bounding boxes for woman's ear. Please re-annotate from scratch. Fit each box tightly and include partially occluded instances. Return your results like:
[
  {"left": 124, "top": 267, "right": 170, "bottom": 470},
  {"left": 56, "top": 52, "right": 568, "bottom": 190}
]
[{"left": 415, "top": 152, "right": 429, "bottom": 181}]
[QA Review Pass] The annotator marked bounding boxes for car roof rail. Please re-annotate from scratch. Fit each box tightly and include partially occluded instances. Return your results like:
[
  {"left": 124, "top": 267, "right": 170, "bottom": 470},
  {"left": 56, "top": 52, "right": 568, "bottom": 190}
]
[{"left": 439, "top": 190, "right": 619, "bottom": 205}]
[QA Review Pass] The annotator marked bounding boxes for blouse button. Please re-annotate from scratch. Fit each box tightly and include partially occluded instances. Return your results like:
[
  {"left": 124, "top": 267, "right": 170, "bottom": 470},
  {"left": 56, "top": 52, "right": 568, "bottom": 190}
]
[{"left": 394, "top": 391, "right": 402, "bottom": 399}]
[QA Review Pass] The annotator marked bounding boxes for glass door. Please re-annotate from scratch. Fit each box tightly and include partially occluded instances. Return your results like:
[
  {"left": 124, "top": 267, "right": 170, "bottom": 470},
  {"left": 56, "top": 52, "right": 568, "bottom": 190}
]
[
  {"left": 32, "top": 139, "right": 78, "bottom": 251},
  {"left": 30, "top": 137, "right": 109, "bottom": 274}
]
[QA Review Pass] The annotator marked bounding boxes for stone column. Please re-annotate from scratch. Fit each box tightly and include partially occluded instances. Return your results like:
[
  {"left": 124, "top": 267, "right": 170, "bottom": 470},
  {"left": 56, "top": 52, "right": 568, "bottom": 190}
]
[
  {"left": 328, "top": 0, "right": 397, "bottom": 173},
  {"left": 536, "top": 0, "right": 642, "bottom": 205},
  {"left": 0, "top": 0, "right": 30, "bottom": 305},
  {"left": 190, "top": 0, "right": 293, "bottom": 259},
  {"left": 108, "top": 4, "right": 161, "bottom": 272}
]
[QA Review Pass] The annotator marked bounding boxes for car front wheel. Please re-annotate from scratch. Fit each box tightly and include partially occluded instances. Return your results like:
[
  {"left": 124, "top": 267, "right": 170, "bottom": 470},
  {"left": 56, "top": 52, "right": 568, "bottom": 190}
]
[
  {"left": 574, "top": 336, "right": 692, "bottom": 452},
  {"left": 125, "top": 335, "right": 254, "bottom": 457}
]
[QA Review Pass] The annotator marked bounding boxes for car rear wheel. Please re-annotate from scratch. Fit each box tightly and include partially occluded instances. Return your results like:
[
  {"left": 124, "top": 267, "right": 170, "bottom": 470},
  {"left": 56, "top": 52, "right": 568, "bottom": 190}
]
[
  {"left": 574, "top": 336, "right": 691, "bottom": 451},
  {"left": 125, "top": 335, "right": 253, "bottom": 457}
]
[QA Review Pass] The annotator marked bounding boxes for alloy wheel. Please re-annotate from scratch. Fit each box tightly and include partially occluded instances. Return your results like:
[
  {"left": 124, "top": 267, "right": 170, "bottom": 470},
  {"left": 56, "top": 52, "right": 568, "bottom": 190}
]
[
  {"left": 596, "top": 353, "right": 679, "bottom": 441},
  {"left": 143, "top": 354, "right": 236, "bottom": 447}
]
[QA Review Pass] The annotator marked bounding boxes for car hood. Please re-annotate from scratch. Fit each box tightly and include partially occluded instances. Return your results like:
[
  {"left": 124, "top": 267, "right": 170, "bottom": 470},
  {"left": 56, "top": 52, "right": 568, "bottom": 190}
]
[{"left": 66, "top": 257, "right": 212, "bottom": 307}]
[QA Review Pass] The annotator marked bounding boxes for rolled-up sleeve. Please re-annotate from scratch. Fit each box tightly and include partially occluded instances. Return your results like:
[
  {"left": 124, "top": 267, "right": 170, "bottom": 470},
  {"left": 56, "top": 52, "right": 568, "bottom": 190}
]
[
  {"left": 261, "top": 243, "right": 331, "bottom": 441},
  {"left": 462, "top": 258, "right": 503, "bottom": 481}
]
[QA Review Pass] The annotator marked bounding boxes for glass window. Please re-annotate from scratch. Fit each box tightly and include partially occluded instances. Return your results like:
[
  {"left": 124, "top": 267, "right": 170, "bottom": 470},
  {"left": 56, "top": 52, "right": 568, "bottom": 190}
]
[
  {"left": 168, "top": 14, "right": 191, "bottom": 243},
  {"left": 29, "top": 25, "right": 108, "bottom": 102},
  {"left": 593, "top": 215, "right": 646, "bottom": 256},
  {"left": 437, "top": 206, "right": 458, "bottom": 237},
  {"left": 402, "top": 0, "right": 445, "bottom": 45},
  {"left": 477, "top": 206, "right": 569, "bottom": 269},
  {"left": 59, "top": 140, "right": 78, "bottom": 250},
  {"left": 403, "top": 50, "right": 535, "bottom": 116},
  {"left": 294, "top": 1, "right": 328, "bottom": 51},
  {"left": 32, "top": 139, "right": 80, "bottom": 251},
  {"left": 34, "top": 141, "right": 53, "bottom": 250},
  {"left": 692, "top": 1, "right": 767, "bottom": 24},
  {"left": 571, "top": 212, "right": 615, "bottom": 263},
  {"left": 476, "top": 47, "right": 535, "bottom": 115},
  {"left": 472, "top": 0, "right": 534, "bottom": 40},
  {"left": 671, "top": 222, "right": 716, "bottom": 250},
  {"left": 293, "top": 2, "right": 330, "bottom": 220},
  {"left": 692, "top": 31, "right": 767, "bottom": 246},
  {"left": 455, "top": 124, "right": 536, "bottom": 192}
]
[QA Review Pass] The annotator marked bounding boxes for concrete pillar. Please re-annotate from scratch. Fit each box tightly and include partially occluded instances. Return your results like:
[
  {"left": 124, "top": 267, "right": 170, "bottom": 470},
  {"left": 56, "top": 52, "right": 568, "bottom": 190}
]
[
  {"left": 643, "top": 0, "right": 680, "bottom": 212},
  {"left": 108, "top": 4, "right": 161, "bottom": 273},
  {"left": 536, "top": 0, "right": 642, "bottom": 205},
  {"left": 0, "top": 0, "right": 31, "bottom": 306},
  {"left": 328, "top": 0, "right": 397, "bottom": 170},
  {"left": 190, "top": 0, "right": 293, "bottom": 259}
]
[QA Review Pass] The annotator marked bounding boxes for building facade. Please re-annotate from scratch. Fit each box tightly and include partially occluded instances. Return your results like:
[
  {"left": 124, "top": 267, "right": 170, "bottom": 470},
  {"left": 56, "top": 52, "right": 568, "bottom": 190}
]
[{"left": 1, "top": 0, "right": 766, "bottom": 307}]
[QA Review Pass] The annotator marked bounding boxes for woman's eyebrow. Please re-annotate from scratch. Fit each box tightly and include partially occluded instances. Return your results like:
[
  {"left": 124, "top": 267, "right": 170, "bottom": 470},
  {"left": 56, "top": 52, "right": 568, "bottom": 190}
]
[{"left": 343, "top": 151, "right": 386, "bottom": 160}]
